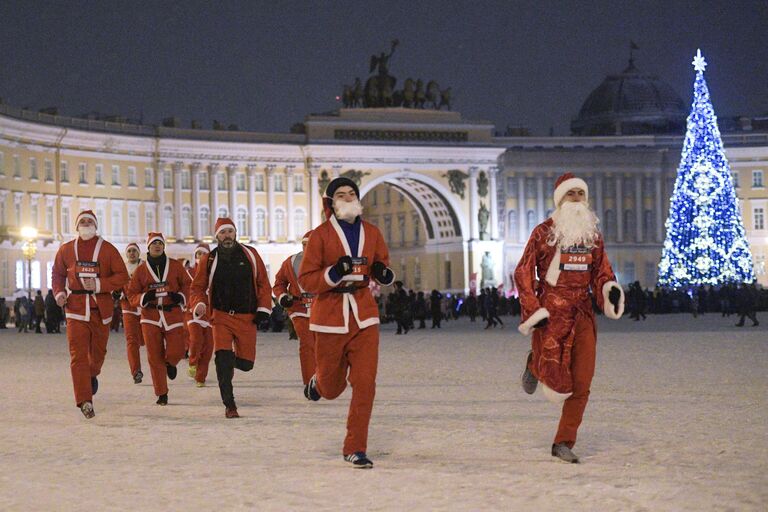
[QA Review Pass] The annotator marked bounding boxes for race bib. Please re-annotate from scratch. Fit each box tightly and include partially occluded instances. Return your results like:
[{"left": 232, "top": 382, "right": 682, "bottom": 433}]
[
  {"left": 300, "top": 292, "right": 315, "bottom": 308},
  {"left": 344, "top": 257, "right": 369, "bottom": 282},
  {"left": 148, "top": 281, "right": 169, "bottom": 297},
  {"left": 559, "top": 247, "right": 593, "bottom": 272},
  {"left": 76, "top": 260, "right": 100, "bottom": 278}
]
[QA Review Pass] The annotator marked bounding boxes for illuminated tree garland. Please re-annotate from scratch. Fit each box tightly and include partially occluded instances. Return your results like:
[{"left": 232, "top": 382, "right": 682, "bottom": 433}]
[{"left": 657, "top": 50, "right": 755, "bottom": 288}]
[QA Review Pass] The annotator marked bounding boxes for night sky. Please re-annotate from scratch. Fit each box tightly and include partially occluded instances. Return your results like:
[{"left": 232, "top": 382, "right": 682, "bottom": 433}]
[{"left": 1, "top": 0, "right": 766, "bottom": 136}]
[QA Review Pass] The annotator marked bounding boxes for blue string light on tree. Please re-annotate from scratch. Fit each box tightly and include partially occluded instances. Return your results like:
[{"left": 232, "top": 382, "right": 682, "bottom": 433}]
[{"left": 657, "top": 49, "right": 755, "bottom": 289}]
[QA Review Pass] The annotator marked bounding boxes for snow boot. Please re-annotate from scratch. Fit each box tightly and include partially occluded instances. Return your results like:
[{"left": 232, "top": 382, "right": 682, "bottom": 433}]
[
  {"left": 551, "top": 443, "right": 579, "bottom": 463},
  {"left": 79, "top": 401, "right": 95, "bottom": 419},
  {"left": 521, "top": 351, "right": 538, "bottom": 395}
]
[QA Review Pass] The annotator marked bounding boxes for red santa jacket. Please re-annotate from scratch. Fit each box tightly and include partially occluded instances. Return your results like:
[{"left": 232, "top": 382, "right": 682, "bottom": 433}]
[
  {"left": 273, "top": 253, "right": 314, "bottom": 319},
  {"left": 126, "top": 256, "right": 191, "bottom": 331},
  {"left": 189, "top": 244, "right": 272, "bottom": 319},
  {"left": 298, "top": 216, "right": 391, "bottom": 334},
  {"left": 120, "top": 260, "right": 142, "bottom": 317},
  {"left": 52, "top": 236, "right": 129, "bottom": 324},
  {"left": 184, "top": 265, "right": 211, "bottom": 328},
  {"left": 514, "top": 218, "right": 624, "bottom": 397}
]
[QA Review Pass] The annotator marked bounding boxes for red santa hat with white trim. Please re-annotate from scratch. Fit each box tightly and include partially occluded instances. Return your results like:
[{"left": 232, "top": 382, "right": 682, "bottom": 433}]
[
  {"left": 553, "top": 172, "right": 589, "bottom": 207},
  {"left": 125, "top": 242, "right": 140, "bottom": 255},
  {"left": 214, "top": 217, "right": 236, "bottom": 237},
  {"left": 147, "top": 232, "right": 165, "bottom": 246},
  {"left": 194, "top": 242, "right": 210, "bottom": 256},
  {"left": 75, "top": 210, "right": 98, "bottom": 229}
]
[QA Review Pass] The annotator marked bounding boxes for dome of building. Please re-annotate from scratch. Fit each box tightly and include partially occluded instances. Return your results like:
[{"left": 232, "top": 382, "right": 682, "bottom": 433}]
[{"left": 571, "top": 59, "right": 687, "bottom": 136}]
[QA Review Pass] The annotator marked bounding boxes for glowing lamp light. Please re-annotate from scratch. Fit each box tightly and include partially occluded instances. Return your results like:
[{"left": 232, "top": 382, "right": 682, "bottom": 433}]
[{"left": 20, "top": 226, "right": 38, "bottom": 240}]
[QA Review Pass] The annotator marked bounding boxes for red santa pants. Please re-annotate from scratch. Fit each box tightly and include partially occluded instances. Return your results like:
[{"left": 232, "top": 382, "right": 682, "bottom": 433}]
[
  {"left": 211, "top": 310, "right": 257, "bottom": 362},
  {"left": 314, "top": 321, "right": 379, "bottom": 455},
  {"left": 188, "top": 320, "right": 214, "bottom": 383},
  {"left": 293, "top": 316, "right": 315, "bottom": 385},
  {"left": 123, "top": 312, "right": 144, "bottom": 377},
  {"left": 553, "top": 314, "right": 596, "bottom": 447},
  {"left": 67, "top": 312, "right": 110, "bottom": 406},
  {"left": 141, "top": 323, "right": 186, "bottom": 396}
]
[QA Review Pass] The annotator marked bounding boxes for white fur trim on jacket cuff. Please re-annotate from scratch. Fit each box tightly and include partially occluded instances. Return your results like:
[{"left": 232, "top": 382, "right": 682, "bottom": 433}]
[
  {"left": 177, "top": 292, "right": 186, "bottom": 307},
  {"left": 257, "top": 307, "right": 271, "bottom": 315},
  {"left": 55, "top": 291, "right": 67, "bottom": 302},
  {"left": 277, "top": 293, "right": 289, "bottom": 305},
  {"left": 518, "top": 307, "right": 550, "bottom": 336},
  {"left": 542, "top": 382, "right": 573, "bottom": 404},
  {"left": 324, "top": 266, "right": 343, "bottom": 287},
  {"left": 192, "top": 302, "right": 206, "bottom": 319},
  {"left": 602, "top": 280, "right": 625, "bottom": 320}
]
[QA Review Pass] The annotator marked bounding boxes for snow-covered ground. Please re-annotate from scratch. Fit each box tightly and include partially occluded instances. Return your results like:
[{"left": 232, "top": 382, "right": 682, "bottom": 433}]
[{"left": 0, "top": 314, "right": 765, "bottom": 512}]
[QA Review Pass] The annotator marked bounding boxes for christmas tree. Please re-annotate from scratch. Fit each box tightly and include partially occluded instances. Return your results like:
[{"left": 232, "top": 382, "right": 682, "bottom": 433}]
[{"left": 657, "top": 49, "right": 755, "bottom": 288}]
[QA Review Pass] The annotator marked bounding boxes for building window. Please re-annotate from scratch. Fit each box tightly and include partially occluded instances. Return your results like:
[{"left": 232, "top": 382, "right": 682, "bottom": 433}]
[
  {"left": 30, "top": 158, "right": 38, "bottom": 180},
  {"left": 753, "top": 170, "right": 764, "bottom": 188},
  {"left": 13, "top": 155, "right": 21, "bottom": 178},
  {"left": 274, "top": 174, "right": 284, "bottom": 192},
  {"left": 525, "top": 179, "right": 536, "bottom": 199},
  {"left": 622, "top": 262, "right": 635, "bottom": 284},
  {"left": 199, "top": 207, "right": 210, "bottom": 234},
  {"left": 128, "top": 210, "right": 138, "bottom": 236},
  {"left": 181, "top": 170, "right": 191, "bottom": 190},
  {"left": 111, "top": 165, "right": 120, "bottom": 185},
  {"left": 61, "top": 161, "right": 69, "bottom": 182},
  {"left": 145, "top": 210, "right": 155, "bottom": 233},
  {"left": 385, "top": 187, "right": 391, "bottom": 204},
  {"left": 644, "top": 210, "right": 655, "bottom": 241},
  {"left": 0, "top": 201, "right": 5, "bottom": 225},
  {"left": 164, "top": 170, "right": 172, "bottom": 189},
  {"left": 414, "top": 258, "right": 421, "bottom": 289},
  {"left": 413, "top": 213, "right": 420, "bottom": 244},
  {"left": 755, "top": 207, "right": 765, "bottom": 230},
  {"left": 181, "top": 206, "right": 192, "bottom": 238},
  {"left": 444, "top": 260, "right": 452, "bottom": 289},
  {"left": 216, "top": 172, "right": 225, "bottom": 190},
  {"left": 236, "top": 173, "right": 246, "bottom": 191},
  {"left": 79, "top": 163, "right": 87, "bottom": 184},
  {"left": 507, "top": 210, "right": 517, "bottom": 240},
  {"left": 46, "top": 204, "right": 54, "bottom": 231},
  {"left": 31, "top": 201, "right": 39, "bottom": 227},
  {"left": 217, "top": 207, "right": 228, "bottom": 219},
  {"left": 44, "top": 160, "right": 53, "bottom": 182},
  {"left": 604, "top": 209, "right": 616, "bottom": 241},
  {"left": 144, "top": 168, "right": 154, "bottom": 188},
  {"left": 46, "top": 261, "right": 54, "bottom": 289},
  {"left": 506, "top": 177, "right": 517, "bottom": 196},
  {"left": 294, "top": 209, "right": 306, "bottom": 236},
  {"left": 645, "top": 262, "right": 657, "bottom": 286},
  {"left": 62, "top": 206, "right": 70, "bottom": 234},
  {"left": 17, "top": 260, "right": 41, "bottom": 289},
  {"left": 384, "top": 215, "right": 392, "bottom": 243},
  {"left": 199, "top": 170, "right": 209, "bottom": 190},
  {"left": 95, "top": 164, "right": 104, "bottom": 185},
  {"left": 127, "top": 167, "right": 136, "bottom": 187},
  {"left": 294, "top": 176, "right": 304, "bottom": 192},
  {"left": 526, "top": 210, "right": 536, "bottom": 232},
  {"left": 14, "top": 201, "right": 21, "bottom": 225},
  {"left": 255, "top": 174, "right": 264, "bottom": 192},
  {"left": 372, "top": 190, "right": 377, "bottom": 206},
  {"left": 399, "top": 191, "right": 404, "bottom": 204},
  {"left": 255, "top": 208, "right": 266, "bottom": 238},
  {"left": 624, "top": 210, "right": 635, "bottom": 242},
  {"left": 275, "top": 209, "right": 285, "bottom": 239},
  {"left": 0, "top": 151, "right": 4, "bottom": 176},
  {"left": 163, "top": 206, "right": 173, "bottom": 235},
  {"left": 398, "top": 214, "right": 406, "bottom": 247},
  {"left": 731, "top": 171, "right": 740, "bottom": 188},
  {"left": 111, "top": 207, "right": 122, "bottom": 236},
  {"left": 236, "top": 208, "right": 247, "bottom": 234}
]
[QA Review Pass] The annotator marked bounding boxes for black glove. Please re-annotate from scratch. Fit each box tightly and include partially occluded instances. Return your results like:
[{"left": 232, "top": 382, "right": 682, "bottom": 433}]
[
  {"left": 141, "top": 290, "right": 157, "bottom": 306},
  {"left": 371, "top": 261, "right": 393, "bottom": 283},
  {"left": 168, "top": 292, "right": 183, "bottom": 305},
  {"left": 111, "top": 291, "right": 121, "bottom": 301},
  {"left": 333, "top": 255, "right": 354, "bottom": 277},
  {"left": 279, "top": 295, "right": 294, "bottom": 308},
  {"left": 608, "top": 286, "right": 622, "bottom": 315},
  {"left": 533, "top": 317, "right": 549, "bottom": 329},
  {"left": 254, "top": 311, "right": 270, "bottom": 324}
]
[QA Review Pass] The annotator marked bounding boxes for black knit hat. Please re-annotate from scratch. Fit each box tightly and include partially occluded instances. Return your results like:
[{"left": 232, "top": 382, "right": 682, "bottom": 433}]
[{"left": 324, "top": 177, "right": 359, "bottom": 199}]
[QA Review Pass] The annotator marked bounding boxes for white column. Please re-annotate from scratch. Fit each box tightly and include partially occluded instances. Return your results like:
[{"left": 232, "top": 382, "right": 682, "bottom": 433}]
[
  {"left": 227, "top": 163, "right": 238, "bottom": 224},
  {"left": 286, "top": 165, "right": 296, "bottom": 241},
  {"left": 635, "top": 174, "right": 643, "bottom": 243},
  {"left": 172, "top": 162, "right": 183, "bottom": 238},
  {"left": 616, "top": 175, "right": 624, "bottom": 243},
  {"left": 535, "top": 176, "right": 545, "bottom": 222},
  {"left": 156, "top": 160, "right": 165, "bottom": 230},
  {"left": 488, "top": 166, "right": 499, "bottom": 240},
  {"left": 247, "top": 164, "right": 258, "bottom": 241},
  {"left": 190, "top": 162, "right": 201, "bottom": 241},
  {"left": 517, "top": 175, "right": 526, "bottom": 242},
  {"left": 208, "top": 163, "right": 219, "bottom": 231},
  {"left": 469, "top": 167, "right": 479, "bottom": 240},
  {"left": 310, "top": 165, "right": 321, "bottom": 228},
  {"left": 267, "top": 165, "right": 276, "bottom": 242},
  {"left": 655, "top": 174, "right": 663, "bottom": 242},
  {"left": 594, "top": 173, "right": 604, "bottom": 222}
]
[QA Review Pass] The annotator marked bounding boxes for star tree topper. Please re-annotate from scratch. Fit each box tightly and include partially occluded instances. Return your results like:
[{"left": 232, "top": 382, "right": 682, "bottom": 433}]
[{"left": 692, "top": 48, "right": 707, "bottom": 73}]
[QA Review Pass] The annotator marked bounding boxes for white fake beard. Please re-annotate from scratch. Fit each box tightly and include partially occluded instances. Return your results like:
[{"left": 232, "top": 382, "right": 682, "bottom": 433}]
[
  {"left": 333, "top": 199, "right": 363, "bottom": 223},
  {"left": 78, "top": 226, "right": 97, "bottom": 240},
  {"left": 548, "top": 201, "right": 600, "bottom": 249}
]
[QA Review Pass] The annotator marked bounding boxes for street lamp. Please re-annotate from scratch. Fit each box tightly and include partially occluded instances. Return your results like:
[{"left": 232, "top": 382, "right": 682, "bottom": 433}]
[{"left": 20, "top": 226, "right": 38, "bottom": 300}]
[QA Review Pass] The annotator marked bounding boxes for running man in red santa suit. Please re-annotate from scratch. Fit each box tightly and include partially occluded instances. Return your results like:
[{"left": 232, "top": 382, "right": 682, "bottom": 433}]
[
  {"left": 121, "top": 242, "right": 146, "bottom": 384},
  {"left": 514, "top": 172, "right": 625, "bottom": 463},
  {"left": 126, "top": 233, "right": 192, "bottom": 406},
  {"left": 299, "top": 177, "right": 395, "bottom": 469},
  {"left": 185, "top": 243, "right": 214, "bottom": 387},
  {"left": 273, "top": 230, "right": 316, "bottom": 388},
  {"left": 52, "top": 210, "right": 129, "bottom": 418},
  {"left": 190, "top": 218, "right": 272, "bottom": 418}
]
